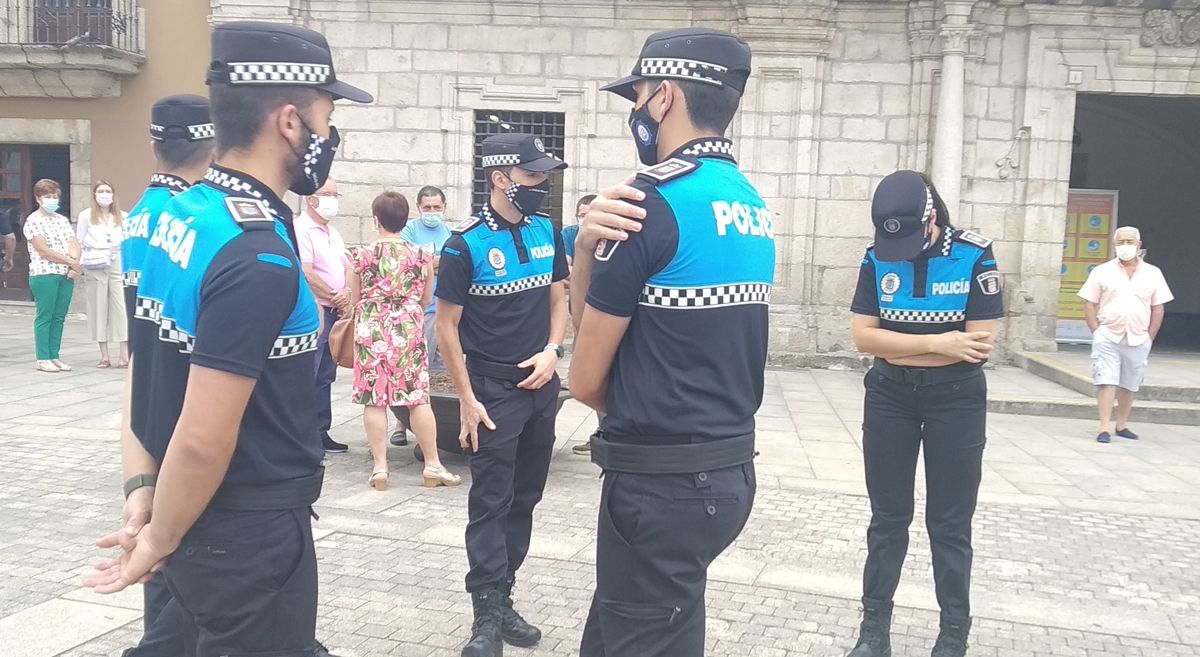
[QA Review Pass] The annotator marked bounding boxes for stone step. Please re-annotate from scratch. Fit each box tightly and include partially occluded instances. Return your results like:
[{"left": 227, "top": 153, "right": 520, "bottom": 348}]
[
  {"left": 1014, "top": 350, "right": 1200, "bottom": 404},
  {"left": 987, "top": 395, "right": 1200, "bottom": 426}
]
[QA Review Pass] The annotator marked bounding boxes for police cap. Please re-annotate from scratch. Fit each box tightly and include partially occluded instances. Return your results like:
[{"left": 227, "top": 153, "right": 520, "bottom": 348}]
[
  {"left": 602, "top": 27, "right": 752, "bottom": 102},
  {"left": 150, "top": 95, "right": 213, "bottom": 142},
  {"left": 206, "top": 21, "right": 373, "bottom": 104},
  {"left": 481, "top": 133, "right": 568, "bottom": 173},
  {"left": 871, "top": 171, "right": 934, "bottom": 262}
]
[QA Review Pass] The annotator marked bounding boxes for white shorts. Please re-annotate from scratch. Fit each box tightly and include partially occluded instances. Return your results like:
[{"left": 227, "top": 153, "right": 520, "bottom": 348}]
[{"left": 1091, "top": 337, "right": 1152, "bottom": 392}]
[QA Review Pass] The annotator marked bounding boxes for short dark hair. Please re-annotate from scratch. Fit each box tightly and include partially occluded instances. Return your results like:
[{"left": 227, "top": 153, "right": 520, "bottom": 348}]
[
  {"left": 209, "top": 85, "right": 321, "bottom": 155},
  {"left": 485, "top": 166, "right": 514, "bottom": 190},
  {"left": 918, "top": 172, "right": 954, "bottom": 228},
  {"left": 373, "top": 191, "right": 410, "bottom": 233},
  {"left": 650, "top": 78, "right": 741, "bottom": 134},
  {"left": 416, "top": 185, "right": 446, "bottom": 205},
  {"left": 154, "top": 139, "right": 213, "bottom": 170},
  {"left": 576, "top": 194, "right": 597, "bottom": 209}
]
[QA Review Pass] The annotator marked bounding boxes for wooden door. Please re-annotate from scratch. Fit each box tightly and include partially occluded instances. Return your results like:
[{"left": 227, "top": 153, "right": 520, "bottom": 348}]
[{"left": 0, "top": 146, "right": 33, "bottom": 301}]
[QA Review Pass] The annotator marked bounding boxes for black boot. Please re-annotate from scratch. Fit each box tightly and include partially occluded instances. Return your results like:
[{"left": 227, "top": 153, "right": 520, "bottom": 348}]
[
  {"left": 462, "top": 589, "right": 504, "bottom": 657},
  {"left": 498, "top": 576, "right": 542, "bottom": 647},
  {"left": 846, "top": 598, "right": 892, "bottom": 657},
  {"left": 931, "top": 616, "right": 971, "bottom": 657}
]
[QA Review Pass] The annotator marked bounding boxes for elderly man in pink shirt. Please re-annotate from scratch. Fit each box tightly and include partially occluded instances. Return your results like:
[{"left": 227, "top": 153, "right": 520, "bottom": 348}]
[
  {"left": 1078, "top": 226, "right": 1174, "bottom": 443},
  {"left": 296, "top": 178, "right": 353, "bottom": 453}
]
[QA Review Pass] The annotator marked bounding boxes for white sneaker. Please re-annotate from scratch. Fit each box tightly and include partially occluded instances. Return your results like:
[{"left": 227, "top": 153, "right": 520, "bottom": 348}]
[
  {"left": 36, "top": 360, "right": 60, "bottom": 373},
  {"left": 51, "top": 359, "right": 73, "bottom": 372}
]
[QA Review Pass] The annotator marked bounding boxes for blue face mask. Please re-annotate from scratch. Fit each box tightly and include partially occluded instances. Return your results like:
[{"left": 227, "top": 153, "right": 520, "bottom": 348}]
[
  {"left": 40, "top": 198, "right": 60, "bottom": 214},
  {"left": 420, "top": 212, "right": 444, "bottom": 228}
]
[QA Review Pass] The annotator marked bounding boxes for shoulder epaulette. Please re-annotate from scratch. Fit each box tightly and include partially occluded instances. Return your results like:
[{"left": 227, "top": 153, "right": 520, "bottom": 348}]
[
  {"left": 954, "top": 230, "right": 992, "bottom": 249},
  {"left": 224, "top": 197, "right": 274, "bottom": 229},
  {"left": 636, "top": 158, "right": 698, "bottom": 185},
  {"left": 453, "top": 217, "right": 483, "bottom": 234},
  {"left": 866, "top": 240, "right": 875, "bottom": 250}
]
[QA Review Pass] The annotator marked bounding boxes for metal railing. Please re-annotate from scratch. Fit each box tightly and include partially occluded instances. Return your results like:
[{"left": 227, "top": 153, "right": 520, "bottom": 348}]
[{"left": 1, "top": 0, "right": 143, "bottom": 55}]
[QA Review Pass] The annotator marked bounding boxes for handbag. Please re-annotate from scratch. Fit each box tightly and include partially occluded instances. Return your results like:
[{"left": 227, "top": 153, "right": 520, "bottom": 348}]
[
  {"left": 81, "top": 248, "right": 112, "bottom": 270},
  {"left": 328, "top": 307, "right": 358, "bottom": 369}
]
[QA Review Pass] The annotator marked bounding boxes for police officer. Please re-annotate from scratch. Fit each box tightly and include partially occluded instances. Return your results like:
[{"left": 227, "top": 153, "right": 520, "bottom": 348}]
[
  {"left": 847, "top": 171, "right": 1004, "bottom": 657},
  {"left": 435, "top": 133, "right": 569, "bottom": 657},
  {"left": 115, "top": 94, "right": 214, "bottom": 657},
  {"left": 568, "top": 28, "right": 773, "bottom": 657},
  {"left": 84, "top": 21, "right": 372, "bottom": 657}
]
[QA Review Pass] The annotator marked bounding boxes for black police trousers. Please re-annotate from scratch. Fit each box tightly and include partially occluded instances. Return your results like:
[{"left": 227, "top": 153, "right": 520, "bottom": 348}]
[
  {"left": 860, "top": 366, "right": 987, "bottom": 619},
  {"left": 464, "top": 371, "right": 559, "bottom": 592},
  {"left": 121, "top": 573, "right": 184, "bottom": 657},
  {"left": 162, "top": 506, "right": 319, "bottom": 657},
  {"left": 579, "top": 462, "right": 755, "bottom": 657}
]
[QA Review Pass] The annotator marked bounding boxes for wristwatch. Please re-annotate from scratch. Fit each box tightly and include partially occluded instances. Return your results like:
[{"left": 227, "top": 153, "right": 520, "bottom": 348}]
[
  {"left": 545, "top": 343, "right": 564, "bottom": 358},
  {"left": 123, "top": 474, "right": 158, "bottom": 499}
]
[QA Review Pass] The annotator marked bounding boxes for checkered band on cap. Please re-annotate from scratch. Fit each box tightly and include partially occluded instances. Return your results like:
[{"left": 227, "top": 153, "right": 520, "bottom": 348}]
[
  {"left": 123, "top": 271, "right": 141, "bottom": 287},
  {"left": 880, "top": 308, "right": 965, "bottom": 323},
  {"left": 639, "top": 282, "right": 772, "bottom": 309},
  {"left": 269, "top": 332, "right": 319, "bottom": 359},
  {"left": 681, "top": 139, "right": 736, "bottom": 159},
  {"left": 469, "top": 273, "right": 553, "bottom": 297},
  {"left": 187, "top": 123, "right": 216, "bottom": 140},
  {"left": 150, "top": 124, "right": 165, "bottom": 135},
  {"left": 226, "top": 62, "right": 331, "bottom": 85},
  {"left": 204, "top": 168, "right": 264, "bottom": 199},
  {"left": 482, "top": 153, "right": 522, "bottom": 168},
  {"left": 638, "top": 57, "right": 728, "bottom": 86}
]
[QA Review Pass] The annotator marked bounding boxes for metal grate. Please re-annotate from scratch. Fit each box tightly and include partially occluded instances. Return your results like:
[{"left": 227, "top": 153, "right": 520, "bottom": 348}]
[
  {"left": 472, "top": 110, "right": 567, "bottom": 227},
  {"left": 1, "top": 0, "right": 142, "bottom": 54}
]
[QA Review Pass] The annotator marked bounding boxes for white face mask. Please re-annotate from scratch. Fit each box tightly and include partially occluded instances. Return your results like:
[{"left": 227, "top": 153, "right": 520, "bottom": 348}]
[
  {"left": 1115, "top": 244, "right": 1138, "bottom": 262},
  {"left": 314, "top": 196, "right": 339, "bottom": 220},
  {"left": 95, "top": 193, "right": 113, "bottom": 208}
]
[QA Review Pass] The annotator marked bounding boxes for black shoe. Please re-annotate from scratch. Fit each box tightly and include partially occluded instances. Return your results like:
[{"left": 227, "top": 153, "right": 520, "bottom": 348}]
[
  {"left": 1096, "top": 431, "right": 1111, "bottom": 444},
  {"left": 846, "top": 598, "right": 892, "bottom": 657},
  {"left": 1116, "top": 427, "right": 1139, "bottom": 440},
  {"left": 462, "top": 588, "right": 504, "bottom": 657},
  {"left": 931, "top": 616, "right": 971, "bottom": 657},
  {"left": 498, "top": 576, "right": 541, "bottom": 647},
  {"left": 314, "top": 640, "right": 340, "bottom": 657},
  {"left": 389, "top": 428, "right": 409, "bottom": 446},
  {"left": 322, "top": 434, "right": 349, "bottom": 453}
]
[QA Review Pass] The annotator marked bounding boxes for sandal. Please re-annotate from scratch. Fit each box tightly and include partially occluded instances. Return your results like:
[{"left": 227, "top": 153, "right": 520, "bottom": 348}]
[
  {"left": 97, "top": 360, "right": 111, "bottom": 369},
  {"left": 423, "top": 465, "right": 462, "bottom": 488},
  {"left": 36, "top": 360, "right": 60, "bottom": 373},
  {"left": 369, "top": 470, "right": 389, "bottom": 491},
  {"left": 51, "top": 360, "right": 73, "bottom": 372},
  {"left": 117, "top": 360, "right": 129, "bottom": 369}
]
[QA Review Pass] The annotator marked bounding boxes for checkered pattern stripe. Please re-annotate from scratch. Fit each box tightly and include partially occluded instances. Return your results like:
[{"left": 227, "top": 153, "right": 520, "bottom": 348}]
[
  {"left": 880, "top": 308, "right": 965, "bottom": 323},
  {"left": 133, "top": 296, "right": 160, "bottom": 322},
  {"left": 204, "top": 168, "right": 264, "bottom": 199},
  {"left": 151, "top": 173, "right": 189, "bottom": 195},
  {"left": 227, "top": 62, "right": 331, "bottom": 85},
  {"left": 639, "top": 57, "right": 728, "bottom": 86},
  {"left": 134, "top": 299, "right": 194, "bottom": 353},
  {"left": 482, "top": 153, "right": 522, "bottom": 168},
  {"left": 478, "top": 205, "right": 528, "bottom": 230},
  {"left": 187, "top": 123, "right": 215, "bottom": 140},
  {"left": 123, "top": 271, "right": 141, "bottom": 287},
  {"left": 639, "top": 283, "right": 772, "bottom": 309},
  {"left": 269, "top": 332, "right": 319, "bottom": 359},
  {"left": 150, "top": 124, "right": 165, "bottom": 136},
  {"left": 682, "top": 139, "right": 736, "bottom": 159},
  {"left": 939, "top": 228, "right": 953, "bottom": 257},
  {"left": 469, "top": 273, "right": 553, "bottom": 297}
]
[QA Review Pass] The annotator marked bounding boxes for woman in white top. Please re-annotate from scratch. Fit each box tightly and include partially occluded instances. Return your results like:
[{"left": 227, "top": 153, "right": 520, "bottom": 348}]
[
  {"left": 76, "top": 180, "right": 129, "bottom": 368},
  {"left": 24, "top": 178, "right": 83, "bottom": 373}
]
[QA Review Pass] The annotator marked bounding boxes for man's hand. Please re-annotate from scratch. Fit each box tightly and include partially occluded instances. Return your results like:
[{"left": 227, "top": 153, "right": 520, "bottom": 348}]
[
  {"left": 458, "top": 397, "right": 496, "bottom": 454},
  {"left": 331, "top": 288, "right": 351, "bottom": 314},
  {"left": 121, "top": 486, "right": 154, "bottom": 538},
  {"left": 930, "top": 331, "right": 994, "bottom": 364},
  {"left": 84, "top": 523, "right": 172, "bottom": 594},
  {"left": 576, "top": 176, "right": 646, "bottom": 253},
  {"left": 517, "top": 350, "right": 558, "bottom": 390}
]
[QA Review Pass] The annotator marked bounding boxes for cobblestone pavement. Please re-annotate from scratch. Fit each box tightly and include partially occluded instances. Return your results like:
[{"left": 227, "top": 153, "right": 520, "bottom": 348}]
[{"left": 1, "top": 313, "right": 1198, "bottom": 656}]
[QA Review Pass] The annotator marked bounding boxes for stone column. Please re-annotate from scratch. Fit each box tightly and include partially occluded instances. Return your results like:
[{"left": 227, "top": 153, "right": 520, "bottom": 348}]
[{"left": 930, "top": 2, "right": 974, "bottom": 220}]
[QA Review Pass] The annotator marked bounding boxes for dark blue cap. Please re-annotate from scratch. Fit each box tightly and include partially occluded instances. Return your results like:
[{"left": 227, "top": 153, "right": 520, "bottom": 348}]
[
  {"left": 871, "top": 171, "right": 934, "bottom": 262},
  {"left": 481, "top": 133, "right": 567, "bottom": 173},
  {"left": 150, "top": 95, "right": 212, "bottom": 142},
  {"left": 207, "top": 21, "right": 373, "bottom": 104},
  {"left": 602, "top": 27, "right": 753, "bottom": 102}
]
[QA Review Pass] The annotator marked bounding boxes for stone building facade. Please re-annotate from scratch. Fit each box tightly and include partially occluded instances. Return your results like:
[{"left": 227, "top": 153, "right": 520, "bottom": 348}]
[{"left": 6, "top": 0, "right": 1198, "bottom": 359}]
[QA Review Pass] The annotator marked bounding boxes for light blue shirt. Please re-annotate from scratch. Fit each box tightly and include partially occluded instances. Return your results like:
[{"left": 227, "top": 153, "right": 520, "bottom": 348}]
[{"left": 401, "top": 219, "right": 453, "bottom": 313}]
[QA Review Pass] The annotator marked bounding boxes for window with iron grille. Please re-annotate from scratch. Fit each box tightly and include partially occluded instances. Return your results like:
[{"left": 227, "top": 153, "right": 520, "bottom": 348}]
[{"left": 472, "top": 110, "right": 567, "bottom": 227}]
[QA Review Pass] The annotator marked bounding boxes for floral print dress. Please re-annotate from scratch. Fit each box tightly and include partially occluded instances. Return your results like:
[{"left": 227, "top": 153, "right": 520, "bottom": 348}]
[{"left": 351, "top": 241, "right": 434, "bottom": 407}]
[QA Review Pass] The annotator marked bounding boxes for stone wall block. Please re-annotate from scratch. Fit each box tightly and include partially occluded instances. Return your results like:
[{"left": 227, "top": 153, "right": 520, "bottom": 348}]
[
  {"left": 841, "top": 117, "right": 887, "bottom": 142},
  {"left": 366, "top": 49, "right": 413, "bottom": 73},
  {"left": 343, "top": 131, "right": 443, "bottom": 163},
  {"left": 317, "top": 20, "right": 393, "bottom": 49},
  {"left": 831, "top": 62, "right": 912, "bottom": 85},
  {"left": 818, "top": 140, "right": 899, "bottom": 175},
  {"left": 814, "top": 199, "right": 872, "bottom": 236},
  {"left": 821, "top": 84, "right": 881, "bottom": 116},
  {"left": 393, "top": 23, "right": 450, "bottom": 50}
]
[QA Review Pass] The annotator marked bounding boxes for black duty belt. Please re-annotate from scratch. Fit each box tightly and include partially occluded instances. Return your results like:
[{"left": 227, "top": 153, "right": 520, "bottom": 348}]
[
  {"left": 873, "top": 358, "right": 981, "bottom": 387},
  {"left": 207, "top": 468, "right": 324, "bottom": 512},
  {"left": 467, "top": 355, "right": 533, "bottom": 383},
  {"left": 591, "top": 432, "right": 756, "bottom": 475}
]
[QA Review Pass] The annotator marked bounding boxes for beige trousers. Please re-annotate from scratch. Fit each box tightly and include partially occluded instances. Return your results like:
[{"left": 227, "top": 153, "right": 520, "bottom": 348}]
[{"left": 84, "top": 265, "right": 127, "bottom": 343}]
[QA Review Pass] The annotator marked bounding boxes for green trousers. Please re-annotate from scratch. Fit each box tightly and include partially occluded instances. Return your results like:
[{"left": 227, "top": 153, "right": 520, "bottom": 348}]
[{"left": 29, "top": 274, "right": 74, "bottom": 360}]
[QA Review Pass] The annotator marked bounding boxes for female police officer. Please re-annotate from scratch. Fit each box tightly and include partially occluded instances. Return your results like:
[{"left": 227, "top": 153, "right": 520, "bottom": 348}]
[{"left": 847, "top": 171, "right": 1004, "bottom": 657}]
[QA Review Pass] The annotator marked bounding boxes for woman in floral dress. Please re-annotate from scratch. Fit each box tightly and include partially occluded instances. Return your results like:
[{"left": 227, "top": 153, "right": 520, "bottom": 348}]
[{"left": 350, "top": 191, "right": 461, "bottom": 490}]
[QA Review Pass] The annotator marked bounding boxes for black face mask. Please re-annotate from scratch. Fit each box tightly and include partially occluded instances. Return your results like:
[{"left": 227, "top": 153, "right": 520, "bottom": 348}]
[
  {"left": 503, "top": 175, "right": 551, "bottom": 217},
  {"left": 628, "top": 85, "right": 664, "bottom": 166},
  {"left": 288, "top": 117, "right": 340, "bottom": 197}
]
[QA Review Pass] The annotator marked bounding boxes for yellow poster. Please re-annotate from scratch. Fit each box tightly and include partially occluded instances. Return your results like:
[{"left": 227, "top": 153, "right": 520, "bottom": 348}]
[{"left": 1058, "top": 190, "right": 1119, "bottom": 341}]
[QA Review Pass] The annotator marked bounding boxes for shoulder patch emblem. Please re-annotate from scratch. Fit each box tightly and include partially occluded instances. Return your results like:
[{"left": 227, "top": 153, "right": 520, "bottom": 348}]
[
  {"left": 637, "top": 158, "right": 697, "bottom": 184},
  {"left": 595, "top": 237, "right": 620, "bottom": 262},
  {"left": 955, "top": 230, "right": 993, "bottom": 249},
  {"left": 224, "top": 197, "right": 273, "bottom": 224},
  {"left": 976, "top": 270, "right": 1001, "bottom": 295}
]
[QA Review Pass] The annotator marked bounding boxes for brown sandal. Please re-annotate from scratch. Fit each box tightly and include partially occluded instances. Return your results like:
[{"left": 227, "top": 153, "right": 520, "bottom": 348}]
[
  {"left": 369, "top": 470, "right": 389, "bottom": 491},
  {"left": 97, "top": 360, "right": 111, "bottom": 369}
]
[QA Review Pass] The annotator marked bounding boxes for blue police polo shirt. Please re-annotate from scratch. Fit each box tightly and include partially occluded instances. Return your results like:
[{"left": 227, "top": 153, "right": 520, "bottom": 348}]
[
  {"left": 130, "top": 164, "right": 322, "bottom": 485},
  {"left": 587, "top": 137, "right": 776, "bottom": 442},
  {"left": 122, "top": 175, "right": 190, "bottom": 300},
  {"left": 436, "top": 204, "right": 568, "bottom": 365},
  {"left": 850, "top": 227, "right": 1004, "bottom": 341}
]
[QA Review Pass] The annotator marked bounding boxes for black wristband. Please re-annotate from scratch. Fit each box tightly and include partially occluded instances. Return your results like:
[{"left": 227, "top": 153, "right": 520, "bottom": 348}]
[{"left": 123, "top": 474, "right": 157, "bottom": 499}]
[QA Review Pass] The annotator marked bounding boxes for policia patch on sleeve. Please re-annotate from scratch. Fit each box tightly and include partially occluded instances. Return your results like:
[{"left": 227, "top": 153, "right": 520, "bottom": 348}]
[
  {"left": 595, "top": 237, "right": 619, "bottom": 262},
  {"left": 636, "top": 158, "right": 697, "bottom": 184},
  {"left": 225, "top": 198, "right": 274, "bottom": 225},
  {"left": 954, "top": 230, "right": 993, "bottom": 249},
  {"left": 976, "top": 270, "right": 1001, "bottom": 295}
]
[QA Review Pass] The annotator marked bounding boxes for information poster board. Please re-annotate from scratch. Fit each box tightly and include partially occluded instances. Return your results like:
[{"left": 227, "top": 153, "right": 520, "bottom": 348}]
[{"left": 1057, "top": 190, "right": 1118, "bottom": 343}]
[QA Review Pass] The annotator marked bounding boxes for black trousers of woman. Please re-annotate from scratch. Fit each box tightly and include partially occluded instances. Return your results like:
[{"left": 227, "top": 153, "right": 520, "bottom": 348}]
[{"left": 860, "top": 367, "right": 987, "bottom": 620}]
